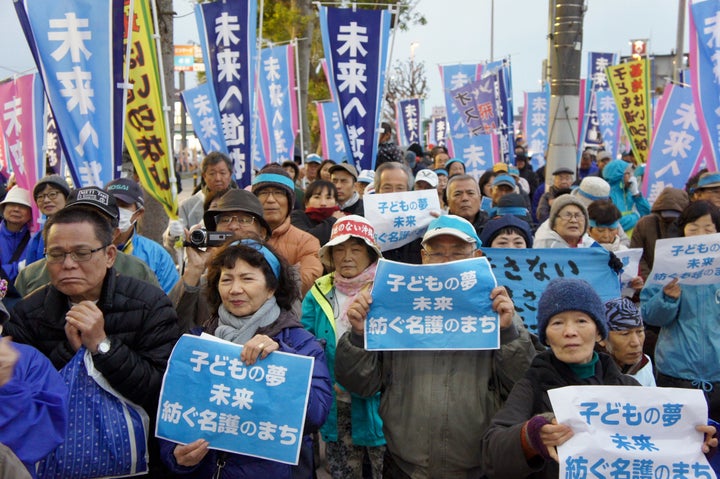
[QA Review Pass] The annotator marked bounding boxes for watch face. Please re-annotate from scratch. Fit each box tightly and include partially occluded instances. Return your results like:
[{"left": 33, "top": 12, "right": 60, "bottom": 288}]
[{"left": 98, "top": 339, "right": 110, "bottom": 353}]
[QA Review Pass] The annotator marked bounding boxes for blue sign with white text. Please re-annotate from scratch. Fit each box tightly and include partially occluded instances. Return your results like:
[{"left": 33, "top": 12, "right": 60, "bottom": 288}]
[
  {"left": 156, "top": 334, "right": 314, "bottom": 465},
  {"left": 366, "top": 258, "right": 499, "bottom": 350}
]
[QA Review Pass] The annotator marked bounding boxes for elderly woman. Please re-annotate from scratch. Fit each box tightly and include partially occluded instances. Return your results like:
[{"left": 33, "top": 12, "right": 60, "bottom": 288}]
[
  {"left": 301, "top": 215, "right": 385, "bottom": 478},
  {"left": 533, "top": 194, "right": 595, "bottom": 248},
  {"left": 481, "top": 278, "right": 717, "bottom": 478},
  {"left": 161, "top": 240, "right": 333, "bottom": 478},
  {"left": 290, "top": 180, "right": 343, "bottom": 246}
]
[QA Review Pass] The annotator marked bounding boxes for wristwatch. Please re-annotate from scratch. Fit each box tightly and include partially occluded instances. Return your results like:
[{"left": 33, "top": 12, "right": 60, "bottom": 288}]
[{"left": 96, "top": 337, "right": 111, "bottom": 355}]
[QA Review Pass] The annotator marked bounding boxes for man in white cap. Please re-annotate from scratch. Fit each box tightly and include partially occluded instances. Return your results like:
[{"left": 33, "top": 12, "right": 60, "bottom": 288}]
[
  {"left": 335, "top": 215, "right": 535, "bottom": 478},
  {"left": 413, "top": 169, "right": 438, "bottom": 191},
  {"left": 356, "top": 169, "right": 375, "bottom": 199}
]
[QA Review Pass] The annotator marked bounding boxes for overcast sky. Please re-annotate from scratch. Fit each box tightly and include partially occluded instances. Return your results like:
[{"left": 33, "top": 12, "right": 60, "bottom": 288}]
[{"left": 0, "top": 0, "right": 683, "bottom": 117}]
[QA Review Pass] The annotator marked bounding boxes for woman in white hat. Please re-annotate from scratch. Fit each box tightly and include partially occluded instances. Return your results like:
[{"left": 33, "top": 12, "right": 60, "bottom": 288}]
[
  {"left": 301, "top": 215, "right": 385, "bottom": 478},
  {"left": 0, "top": 187, "right": 33, "bottom": 306}
]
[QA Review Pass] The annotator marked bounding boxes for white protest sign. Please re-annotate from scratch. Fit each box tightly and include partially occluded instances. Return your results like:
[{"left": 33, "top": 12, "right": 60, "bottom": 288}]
[
  {"left": 614, "top": 248, "right": 642, "bottom": 297},
  {"left": 647, "top": 233, "right": 720, "bottom": 286},
  {"left": 363, "top": 189, "right": 440, "bottom": 251},
  {"left": 549, "top": 386, "right": 715, "bottom": 479}
]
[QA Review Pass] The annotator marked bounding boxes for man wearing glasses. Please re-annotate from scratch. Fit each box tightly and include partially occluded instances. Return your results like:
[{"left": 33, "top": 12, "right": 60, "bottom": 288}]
[
  {"left": 334, "top": 215, "right": 535, "bottom": 478},
  {"left": 3, "top": 191, "right": 181, "bottom": 477}
]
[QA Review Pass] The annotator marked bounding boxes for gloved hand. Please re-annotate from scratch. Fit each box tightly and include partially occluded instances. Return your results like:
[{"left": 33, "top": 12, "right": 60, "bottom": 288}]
[
  {"left": 168, "top": 220, "right": 186, "bottom": 239},
  {"left": 627, "top": 175, "right": 640, "bottom": 196}
]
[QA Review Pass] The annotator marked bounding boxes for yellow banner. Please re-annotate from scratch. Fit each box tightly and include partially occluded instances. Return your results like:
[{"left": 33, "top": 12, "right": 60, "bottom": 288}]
[
  {"left": 124, "top": 0, "right": 178, "bottom": 219},
  {"left": 606, "top": 59, "right": 652, "bottom": 163}
]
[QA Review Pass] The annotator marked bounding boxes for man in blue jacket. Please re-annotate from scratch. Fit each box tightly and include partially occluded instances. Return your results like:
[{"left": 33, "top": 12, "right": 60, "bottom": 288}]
[{"left": 106, "top": 178, "right": 179, "bottom": 293}]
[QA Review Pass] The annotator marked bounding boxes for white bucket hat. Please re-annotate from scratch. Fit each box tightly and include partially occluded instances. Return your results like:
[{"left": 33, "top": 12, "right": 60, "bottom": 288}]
[{"left": 318, "top": 215, "right": 382, "bottom": 269}]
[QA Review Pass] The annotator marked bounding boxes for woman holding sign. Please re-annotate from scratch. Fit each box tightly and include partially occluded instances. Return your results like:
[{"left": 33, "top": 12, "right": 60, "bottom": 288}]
[
  {"left": 480, "top": 278, "right": 717, "bottom": 478},
  {"left": 301, "top": 215, "right": 386, "bottom": 478},
  {"left": 160, "top": 240, "right": 333, "bottom": 478},
  {"left": 641, "top": 200, "right": 720, "bottom": 422}
]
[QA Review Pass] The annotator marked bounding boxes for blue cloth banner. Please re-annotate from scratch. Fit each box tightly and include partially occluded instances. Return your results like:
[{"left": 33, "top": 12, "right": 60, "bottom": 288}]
[
  {"left": 15, "top": 0, "right": 125, "bottom": 187},
  {"left": 450, "top": 76, "right": 498, "bottom": 136},
  {"left": 181, "top": 82, "right": 228, "bottom": 157},
  {"left": 492, "top": 62, "right": 515, "bottom": 165},
  {"left": 366, "top": 258, "right": 500, "bottom": 351},
  {"left": 315, "top": 100, "right": 351, "bottom": 162},
  {"left": 523, "top": 90, "right": 550, "bottom": 159},
  {"left": 257, "top": 44, "right": 299, "bottom": 165},
  {"left": 319, "top": 6, "right": 391, "bottom": 170},
  {"left": 595, "top": 89, "right": 621, "bottom": 159},
  {"left": 645, "top": 84, "right": 703, "bottom": 202},
  {"left": 483, "top": 247, "right": 620, "bottom": 333},
  {"left": 196, "top": 0, "right": 257, "bottom": 186},
  {"left": 690, "top": 0, "right": 720, "bottom": 173},
  {"left": 156, "top": 334, "right": 314, "bottom": 465},
  {"left": 44, "top": 105, "right": 63, "bottom": 177},
  {"left": 438, "top": 63, "right": 482, "bottom": 156},
  {"left": 450, "top": 134, "right": 497, "bottom": 179},
  {"left": 579, "top": 52, "right": 616, "bottom": 159},
  {"left": 431, "top": 116, "right": 448, "bottom": 147},
  {"left": 397, "top": 98, "right": 421, "bottom": 145}
]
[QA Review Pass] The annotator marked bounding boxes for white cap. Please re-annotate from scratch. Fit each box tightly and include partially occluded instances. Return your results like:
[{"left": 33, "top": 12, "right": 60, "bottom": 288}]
[
  {"left": 357, "top": 169, "right": 375, "bottom": 184},
  {"left": 415, "top": 169, "right": 438, "bottom": 188}
]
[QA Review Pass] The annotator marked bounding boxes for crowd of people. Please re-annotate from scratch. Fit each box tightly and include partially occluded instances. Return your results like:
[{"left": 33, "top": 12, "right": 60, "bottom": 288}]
[{"left": 0, "top": 133, "right": 719, "bottom": 478}]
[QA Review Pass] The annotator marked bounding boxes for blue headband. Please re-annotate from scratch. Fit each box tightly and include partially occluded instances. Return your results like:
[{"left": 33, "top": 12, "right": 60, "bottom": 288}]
[
  {"left": 434, "top": 168, "right": 448, "bottom": 176},
  {"left": 589, "top": 219, "right": 620, "bottom": 229},
  {"left": 698, "top": 172, "right": 720, "bottom": 189},
  {"left": 252, "top": 173, "right": 295, "bottom": 191},
  {"left": 576, "top": 188, "right": 609, "bottom": 201},
  {"left": 231, "top": 239, "right": 281, "bottom": 279},
  {"left": 496, "top": 206, "right": 529, "bottom": 217}
]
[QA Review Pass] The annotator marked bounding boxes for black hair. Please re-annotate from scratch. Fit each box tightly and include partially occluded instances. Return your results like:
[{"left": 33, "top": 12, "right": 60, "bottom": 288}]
[
  {"left": 44, "top": 206, "right": 114, "bottom": 246},
  {"left": 205, "top": 241, "right": 299, "bottom": 315},
  {"left": 281, "top": 161, "right": 300, "bottom": 181},
  {"left": 478, "top": 170, "right": 496, "bottom": 197},
  {"left": 587, "top": 199, "right": 622, "bottom": 225},
  {"left": 304, "top": 180, "right": 338, "bottom": 205},
  {"left": 679, "top": 200, "right": 720, "bottom": 236}
]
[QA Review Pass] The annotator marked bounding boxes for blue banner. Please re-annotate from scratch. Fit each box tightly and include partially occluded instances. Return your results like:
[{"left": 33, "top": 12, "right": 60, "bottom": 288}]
[
  {"left": 690, "top": 0, "right": 720, "bottom": 173},
  {"left": 492, "top": 61, "right": 515, "bottom": 165},
  {"left": 430, "top": 116, "right": 448, "bottom": 147},
  {"left": 397, "top": 98, "right": 421, "bottom": 145},
  {"left": 439, "top": 64, "right": 482, "bottom": 147},
  {"left": 15, "top": 0, "right": 125, "bottom": 187},
  {"left": 156, "top": 334, "right": 314, "bottom": 465},
  {"left": 595, "top": 89, "right": 621, "bottom": 159},
  {"left": 450, "top": 134, "right": 496, "bottom": 178},
  {"left": 257, "top": 44, "right": 298, "bottom": 165},
  {"left": 645, "top": 84, "right": 702, "bottom": 203},
  {"left": 523, "top": 90, "right": 550, "bottom": 161},
  {"left": 319, "top": 6, "right": 391, "bottom": 170},
  {"left": 366, "top": 258, "right": 500, "bottom": 350},
  {"left": 483, "top": 247, "right": 620, "bottom": 333},
  {"left": 579, "top": 52, "right": 616, "bottom": 158},
  {"left": 450, "top": 76, "right": 498, "bottom": 137},
  {"left": 44, "top": 105, "right": 63, "bottom": 176},
  {"left": 316, "top": 100, "right": 351, "bottom": 162},
  {"left": 196, "top": 0, "right": 257, "bottom": 186},
  {"left": 181, "top": 82, "right": 228, "bottom": 157}
]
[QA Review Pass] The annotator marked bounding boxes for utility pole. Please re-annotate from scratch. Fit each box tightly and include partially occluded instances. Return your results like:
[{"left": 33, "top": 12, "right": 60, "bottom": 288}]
[{"left": 546, "top": 0, "right": 584, "bottom": 184}]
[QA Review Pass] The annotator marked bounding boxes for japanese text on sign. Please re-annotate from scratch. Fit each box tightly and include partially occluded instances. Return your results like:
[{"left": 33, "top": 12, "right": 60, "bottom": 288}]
[
  {"left": 156, "top": 334, "right": 314, "bottom": 465},
  {"left": 647, "top": 232, "right": 720, "bottom": 286},
  {"left": 363, "top": 189, "right": 440, "bottom": 251},
  {"left": 366, "top": 258, "right": 499, "bottom": 351}
]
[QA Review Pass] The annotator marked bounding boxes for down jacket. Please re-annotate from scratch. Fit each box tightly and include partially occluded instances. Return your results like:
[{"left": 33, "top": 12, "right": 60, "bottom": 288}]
[{"left": 3, "top": 268, "right": 181, "bottom": 413}]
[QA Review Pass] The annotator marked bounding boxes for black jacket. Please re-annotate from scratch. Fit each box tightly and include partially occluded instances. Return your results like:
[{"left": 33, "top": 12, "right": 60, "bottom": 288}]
[
  {"left": 4, "top": 268, "right": 181, "bottom": 413},
  {"left": 481, "top": 350, "right": 639, "bottom": 479}
]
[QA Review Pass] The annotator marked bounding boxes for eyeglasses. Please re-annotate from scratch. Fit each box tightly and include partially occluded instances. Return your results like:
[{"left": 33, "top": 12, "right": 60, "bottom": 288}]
[
  {"left": 35, "top": 191, "right": 61, "bottom": 202},
  {"left": 256, "top": 189, "right": 286, "bottom": 199},
  {"left": 215, "top": 214, "right": 255, "bottom": 226},
  {"left": 45, "top": 245, "right": 108, "bottom": 264},
  {"left": 557, "top": 212, "right": 585, "bottom": 221},
  {"left": 422, "top": 248, "right": 475, "bottom": 262}
]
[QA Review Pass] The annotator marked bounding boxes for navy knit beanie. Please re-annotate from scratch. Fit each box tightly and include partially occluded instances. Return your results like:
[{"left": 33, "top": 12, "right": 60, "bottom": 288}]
[{"left": 536, "top": 278, "right": 608, "bottom": 345}]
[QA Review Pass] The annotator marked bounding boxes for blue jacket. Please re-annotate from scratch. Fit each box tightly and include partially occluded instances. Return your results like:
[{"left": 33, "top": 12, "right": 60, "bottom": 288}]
[
  {"left": 0, "top": 221, "right": 31, "bottom": 283},
  {"left": 25, "top": 230, "right": 45, "bottom": 265},
  {"left": 161, "top": 311, "right": 333, "bottom": 478},
  {"left": 121, "top": 232, "right": 179, "bottom": 293},
  {"left": 641, "top": 282, "right": 720, "bottom": 385},
  {"left": 602, "top": 159, "right": 650, "bottom": 233},
  {"left": 0, "top": 342, "right": 68, "bottom": 478},
  {"left": 301, "top": 273, "right": 385, "bottom": 447}
]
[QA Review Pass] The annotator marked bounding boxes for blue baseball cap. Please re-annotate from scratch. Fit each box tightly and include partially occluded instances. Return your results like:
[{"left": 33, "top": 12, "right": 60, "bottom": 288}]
[{"left": 422, "top": 215, "right": 481, "bottom": 249}]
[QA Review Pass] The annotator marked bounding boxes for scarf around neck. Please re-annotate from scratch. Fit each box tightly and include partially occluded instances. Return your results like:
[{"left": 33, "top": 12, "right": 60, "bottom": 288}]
[
  {"left": 305, "top": 205, "right": 340, "bottom": 222},
  {"left": 215, "top": 296, "right": 280, "bottom": 345},
  {"left": 334, "top": 261, "right": 377, "bottom": 330}
]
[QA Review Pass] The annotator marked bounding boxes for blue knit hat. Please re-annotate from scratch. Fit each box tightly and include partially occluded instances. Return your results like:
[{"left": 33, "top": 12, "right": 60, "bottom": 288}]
[{"left": 536, "top": 278, "right": 608, "bottom": 345}]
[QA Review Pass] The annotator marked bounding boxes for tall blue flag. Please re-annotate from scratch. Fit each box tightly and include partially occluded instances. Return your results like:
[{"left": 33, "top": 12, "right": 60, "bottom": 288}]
[
  {"left": 579, "top": 52, "right": 616, "bottom": 157},
  {"left": 431, "top": 116, "right": 448, "bottom": 147},
  {"left": 319, "top": 6, "right": 391, "bottom": 170},
  {"left": 196, "top": 0, "right": 257, "bottom": 186},
  {"left": 316, "top": 100, "right": 351, "bottom": 162},
  {"left": 439, "top": 64, "right": 482, "bottom": 144},
  {"left": 257, "top": 44, "right": 299, "bottom": 165},
  {"left": 15, "top": 0, "right": 125, "bottom": 187},
  {"left": 397, "top": 98, "right": 421, "bottom": 145},
  {"left": 180, "top": 82, "right": 228, "bottom": 157}
]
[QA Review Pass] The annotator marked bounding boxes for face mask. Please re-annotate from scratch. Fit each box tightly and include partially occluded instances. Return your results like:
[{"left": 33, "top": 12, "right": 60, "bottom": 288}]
[{"left": 118, "top": 207, "right": 136, "bottom": 233}]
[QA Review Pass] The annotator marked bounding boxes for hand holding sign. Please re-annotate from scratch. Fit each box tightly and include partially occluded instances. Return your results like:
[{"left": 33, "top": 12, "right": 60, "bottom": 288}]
[
  {"left": 241, "top": 334, "right": 280, "bottom": 366},
  {"left": 173, "top": 439, "right": 210, "bottom": 467},
  {"left": 347, "top": 287, "right": 373, "bottom": 336},
  {"left": 490, "top": 286, "right": 515, "bottom": 329}
]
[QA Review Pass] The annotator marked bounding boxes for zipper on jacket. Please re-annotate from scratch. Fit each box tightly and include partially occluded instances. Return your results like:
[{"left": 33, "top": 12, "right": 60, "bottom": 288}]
[{"left": 213, "top": 453, "right": 227, "bottom": 479}]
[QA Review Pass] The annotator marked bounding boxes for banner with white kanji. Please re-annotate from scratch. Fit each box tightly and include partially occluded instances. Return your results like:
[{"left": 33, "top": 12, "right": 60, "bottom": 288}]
[
  {"left": 181, "top": 82, "right": 228, "bottom": 157},
  {"left": 396, "top": 97, "right": 421, "bottom": 145}
]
